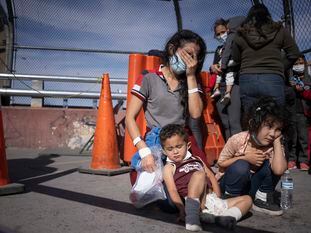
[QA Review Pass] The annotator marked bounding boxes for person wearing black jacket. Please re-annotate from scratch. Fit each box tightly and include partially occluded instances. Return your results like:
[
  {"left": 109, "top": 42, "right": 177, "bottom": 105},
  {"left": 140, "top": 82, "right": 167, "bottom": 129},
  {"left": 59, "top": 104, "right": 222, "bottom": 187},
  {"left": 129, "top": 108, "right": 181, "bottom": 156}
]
[{"left": 231, "top": 4, "right": 300, "bottom": 114}]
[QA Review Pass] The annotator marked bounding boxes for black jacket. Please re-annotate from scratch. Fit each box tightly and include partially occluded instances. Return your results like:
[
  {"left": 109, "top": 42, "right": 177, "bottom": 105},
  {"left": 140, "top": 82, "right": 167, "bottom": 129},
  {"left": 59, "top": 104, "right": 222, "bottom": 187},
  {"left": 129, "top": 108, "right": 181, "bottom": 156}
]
[{"left": 231, "top": 22, "right": 300, "bottom": 77}]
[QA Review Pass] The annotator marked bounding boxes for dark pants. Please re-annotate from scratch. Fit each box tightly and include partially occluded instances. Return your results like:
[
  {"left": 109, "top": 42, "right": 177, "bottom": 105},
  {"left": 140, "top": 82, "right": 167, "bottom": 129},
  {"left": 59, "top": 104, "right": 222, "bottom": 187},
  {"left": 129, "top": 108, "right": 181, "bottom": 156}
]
[
  {"left": 239, "top": 74, "right": 286, "bottom": 113},
  {"left": 220, "top": 160, "right": 280, "bottom": 198},
  {"left": 288, "top": 112, "right": 309, "bottom": 164},
  {"left": 216, "top": 84, "right": 242, "bottom": 140}
]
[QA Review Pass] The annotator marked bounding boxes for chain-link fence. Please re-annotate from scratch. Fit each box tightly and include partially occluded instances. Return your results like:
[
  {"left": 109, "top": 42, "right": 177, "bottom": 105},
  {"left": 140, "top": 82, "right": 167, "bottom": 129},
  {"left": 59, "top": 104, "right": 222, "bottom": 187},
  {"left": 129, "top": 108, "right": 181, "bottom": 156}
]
[{"left": 0, "top": 0, "right": 309, "bottom": 107}]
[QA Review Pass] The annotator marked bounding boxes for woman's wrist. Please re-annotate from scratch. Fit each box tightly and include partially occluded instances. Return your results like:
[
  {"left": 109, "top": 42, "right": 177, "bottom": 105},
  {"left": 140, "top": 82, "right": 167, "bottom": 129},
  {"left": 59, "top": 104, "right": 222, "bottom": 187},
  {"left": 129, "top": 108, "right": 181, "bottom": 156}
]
[{"left": 139, "top": 147, "right": 152, "bottom": 159}]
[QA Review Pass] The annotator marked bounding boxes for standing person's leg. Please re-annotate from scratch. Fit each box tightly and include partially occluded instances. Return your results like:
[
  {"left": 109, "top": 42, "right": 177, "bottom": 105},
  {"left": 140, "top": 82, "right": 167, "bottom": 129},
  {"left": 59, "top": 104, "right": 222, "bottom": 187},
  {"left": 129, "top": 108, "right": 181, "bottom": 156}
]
[
  {"left": 220, "top": 160, "right": 251, "bottom": 197},
  {"left": 287, "top": 119, "right": 298, "bottom": 168},
  {"left": 226, "top": 84, "right": 242, "bottom": 137},
  {"left": 284, "top": 87, "right": 298, "bottom": 168},
  {"left": 296, "top": 112, "right": 310, "bottom": 170},
  {"left": 216, "top": 85, "right": 231, "bottom": 140},
  {"left": 250, "top": 160, "right": 283, "bottom": 216}
]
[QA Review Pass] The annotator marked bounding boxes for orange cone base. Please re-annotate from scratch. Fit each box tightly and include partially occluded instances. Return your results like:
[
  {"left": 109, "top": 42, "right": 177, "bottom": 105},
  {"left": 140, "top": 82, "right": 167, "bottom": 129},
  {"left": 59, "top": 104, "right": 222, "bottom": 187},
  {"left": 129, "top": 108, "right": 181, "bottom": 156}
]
[
  {"left": 0, "top": 183, "right": 24, "bottom": 196},
  {"left": 78, "top": 163, "right": 131, "bottom": 176}
]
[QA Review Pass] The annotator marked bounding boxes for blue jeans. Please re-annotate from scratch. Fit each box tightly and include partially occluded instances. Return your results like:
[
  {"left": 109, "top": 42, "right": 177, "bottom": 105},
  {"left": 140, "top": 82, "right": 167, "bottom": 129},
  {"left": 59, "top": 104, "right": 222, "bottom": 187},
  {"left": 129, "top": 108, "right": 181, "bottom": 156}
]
[
  {"left": 220, "top": 160, "right": 280, "bottom": 198},
  {"left": 239, "top": 74, "right": 285, "bottom": 113}
]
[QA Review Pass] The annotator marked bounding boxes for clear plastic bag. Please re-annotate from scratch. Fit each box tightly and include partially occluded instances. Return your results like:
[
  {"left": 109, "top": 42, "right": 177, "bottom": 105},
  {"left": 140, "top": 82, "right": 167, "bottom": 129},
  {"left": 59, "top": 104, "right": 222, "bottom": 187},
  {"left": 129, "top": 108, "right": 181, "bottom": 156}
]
[{"left": 129, "top": 146, "right": 167, "bottom": 208}]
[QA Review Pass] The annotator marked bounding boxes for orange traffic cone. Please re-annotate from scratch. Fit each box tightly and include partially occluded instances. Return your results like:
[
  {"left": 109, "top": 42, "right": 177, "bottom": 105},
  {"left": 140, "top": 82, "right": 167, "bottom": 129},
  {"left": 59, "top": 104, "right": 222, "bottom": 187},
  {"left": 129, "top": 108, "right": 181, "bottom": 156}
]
[
  {"left": 78, "top": 74, "right": 131, "bottom": 176},
  {"left": 123, "top": 54, "right": 162, "bottom": 164},
  {"left": 0, "top": 106, "right": 24, "bottom": 195},
  {"left": 199, "top": 71, "right": 225, "bottom": 166},
  {"left": 123, "top": 54, "right": 147, "bottom": 163}
]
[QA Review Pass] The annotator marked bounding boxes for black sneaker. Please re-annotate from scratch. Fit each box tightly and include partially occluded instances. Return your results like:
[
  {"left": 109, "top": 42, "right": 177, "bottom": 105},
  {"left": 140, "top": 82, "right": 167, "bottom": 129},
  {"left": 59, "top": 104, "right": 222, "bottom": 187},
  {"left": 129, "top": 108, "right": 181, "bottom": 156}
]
[{"left": 252, "top": 193, "right": 283, "bottom": 216}]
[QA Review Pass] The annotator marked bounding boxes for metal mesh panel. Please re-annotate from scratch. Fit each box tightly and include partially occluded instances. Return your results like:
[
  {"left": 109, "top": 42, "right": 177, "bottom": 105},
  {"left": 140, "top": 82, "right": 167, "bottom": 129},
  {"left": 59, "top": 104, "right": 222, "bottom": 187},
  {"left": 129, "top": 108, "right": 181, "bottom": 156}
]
[
  {"left": 291, "top": 0, "right": 311, "bottom": 61},
  {"left": 2, "top": 0, "right": 310, "bottom": 107}
]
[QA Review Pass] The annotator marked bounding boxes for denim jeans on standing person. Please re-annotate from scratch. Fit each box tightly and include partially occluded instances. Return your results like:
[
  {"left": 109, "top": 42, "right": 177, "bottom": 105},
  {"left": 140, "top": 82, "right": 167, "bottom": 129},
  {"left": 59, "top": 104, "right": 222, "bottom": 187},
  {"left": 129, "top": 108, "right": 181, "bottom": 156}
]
[
  {"left": 220, "top": 159, "right": 280, "bottom": 199},
  {"left": 239, "top": 74, "right": 286, "bottom": 113}
]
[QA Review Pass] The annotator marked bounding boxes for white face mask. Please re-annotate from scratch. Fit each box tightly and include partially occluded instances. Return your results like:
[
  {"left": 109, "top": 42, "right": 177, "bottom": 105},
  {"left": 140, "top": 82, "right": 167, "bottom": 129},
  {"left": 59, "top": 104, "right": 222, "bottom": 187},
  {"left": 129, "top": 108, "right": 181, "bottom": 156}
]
[
  {"left": 292, "top": 64, "right": 305, "bottom": 73},
  {"left": 216, "top": 32, "right": 228, "bottom": 44},
  {"left": 169, "top": 52, "right": 186, "bottom": 75}
]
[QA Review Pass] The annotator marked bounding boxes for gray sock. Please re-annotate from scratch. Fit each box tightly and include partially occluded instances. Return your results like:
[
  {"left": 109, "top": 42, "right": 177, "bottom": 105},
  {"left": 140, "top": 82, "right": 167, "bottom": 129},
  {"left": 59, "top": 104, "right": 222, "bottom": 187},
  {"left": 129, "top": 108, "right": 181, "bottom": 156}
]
[{"left": 185, "top": 198, "right": 201, "bottom": 227}]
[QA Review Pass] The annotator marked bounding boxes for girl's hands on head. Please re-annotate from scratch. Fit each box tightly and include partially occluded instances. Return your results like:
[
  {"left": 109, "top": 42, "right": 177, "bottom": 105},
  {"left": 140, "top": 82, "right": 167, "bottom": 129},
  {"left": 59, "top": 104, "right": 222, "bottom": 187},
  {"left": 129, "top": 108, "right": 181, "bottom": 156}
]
[
  {"left": 273, "top": 134, "right": 283, "bottom": 146},
  {"left": 179, "top": 49, "right": 198, "bottom": 77},
  {"left": 141, "top": 154, "right": 156, "bottom": 173}
]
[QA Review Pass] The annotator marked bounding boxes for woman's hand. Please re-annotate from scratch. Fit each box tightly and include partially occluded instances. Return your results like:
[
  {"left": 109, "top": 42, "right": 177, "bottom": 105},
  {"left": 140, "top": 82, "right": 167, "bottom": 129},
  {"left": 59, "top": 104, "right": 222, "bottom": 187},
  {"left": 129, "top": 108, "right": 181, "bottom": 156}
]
[
  {"left": 141, "top": 154, "right": 156, "bottom": 173},
  {"left": 179, "top": 49, "right": 198, "bottom": 77},
  {"left": 210, "top": 64, "right": 222, "bottom": 74}
]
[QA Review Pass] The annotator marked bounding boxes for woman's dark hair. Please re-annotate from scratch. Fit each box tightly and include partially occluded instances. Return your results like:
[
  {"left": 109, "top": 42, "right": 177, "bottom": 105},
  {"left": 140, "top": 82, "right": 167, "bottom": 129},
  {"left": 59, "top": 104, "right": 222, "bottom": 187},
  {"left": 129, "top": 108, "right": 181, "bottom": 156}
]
[
  {"left": 159, "top": 124, "right": 189, "bottom": 147},
  {"left": 246, "top": 96, "right": 289, "bottom": 135},
  {"left": 162, "top": 29, "right": 207, "bottom": 118},
  {"left": 213, "top": 18, "right": 228, "bottom": 36},
  {"left": 240, "top": 4, "right": 280, "bottom": 38}
]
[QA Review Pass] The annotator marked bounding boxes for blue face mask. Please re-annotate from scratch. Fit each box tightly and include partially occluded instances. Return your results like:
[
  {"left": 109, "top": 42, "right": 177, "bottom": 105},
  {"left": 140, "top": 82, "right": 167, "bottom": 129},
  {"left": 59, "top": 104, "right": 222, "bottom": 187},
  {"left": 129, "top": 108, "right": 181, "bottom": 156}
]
[
  {"left": 216, "top": 31, "right": 228, "bottom": 44},
  {"left": 169, "top": 52, "right": 186, "bottom": 75}
]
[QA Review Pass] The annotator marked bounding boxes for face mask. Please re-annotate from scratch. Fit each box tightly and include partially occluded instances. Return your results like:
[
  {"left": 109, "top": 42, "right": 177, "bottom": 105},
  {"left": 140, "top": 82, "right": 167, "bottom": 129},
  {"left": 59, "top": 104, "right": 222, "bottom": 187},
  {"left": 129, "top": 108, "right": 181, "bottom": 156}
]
[
  {"left": 251, "top": 133, "right": 264, "bottom": 147},
  {"left": 292, "top": 64, "right": 305, "bottom": 73},
  {"left": 216, "top": 32, "right": 228, "bottom": 44},
  {"left": 169, "top": 52, "right": 186, "bottom": 75}
]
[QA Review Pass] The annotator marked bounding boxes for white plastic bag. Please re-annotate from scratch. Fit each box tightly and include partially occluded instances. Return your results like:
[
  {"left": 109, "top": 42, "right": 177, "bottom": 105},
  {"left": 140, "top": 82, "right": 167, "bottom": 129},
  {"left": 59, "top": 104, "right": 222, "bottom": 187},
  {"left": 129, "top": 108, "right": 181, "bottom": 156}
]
[{"left": 129, "top": 146, "right": 167, "bottom": 208}]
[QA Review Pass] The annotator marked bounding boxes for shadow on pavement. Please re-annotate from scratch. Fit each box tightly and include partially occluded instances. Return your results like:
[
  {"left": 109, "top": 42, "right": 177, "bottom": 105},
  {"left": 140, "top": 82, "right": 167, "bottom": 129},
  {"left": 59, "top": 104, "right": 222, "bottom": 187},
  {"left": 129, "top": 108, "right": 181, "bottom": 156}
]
[
  {"left": 22, "top": 171, "right": 275, "bottom": 233},
  {"left": 7, "top": 154, "right": 59, "bottom": 182}
]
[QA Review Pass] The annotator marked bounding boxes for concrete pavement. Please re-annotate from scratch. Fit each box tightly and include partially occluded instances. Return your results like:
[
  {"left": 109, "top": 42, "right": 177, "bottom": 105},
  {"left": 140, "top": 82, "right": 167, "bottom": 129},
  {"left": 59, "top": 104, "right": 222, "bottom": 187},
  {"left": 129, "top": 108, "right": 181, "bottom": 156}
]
[{"left": 0, "top": 148, "right": 310, "bottom": 233}]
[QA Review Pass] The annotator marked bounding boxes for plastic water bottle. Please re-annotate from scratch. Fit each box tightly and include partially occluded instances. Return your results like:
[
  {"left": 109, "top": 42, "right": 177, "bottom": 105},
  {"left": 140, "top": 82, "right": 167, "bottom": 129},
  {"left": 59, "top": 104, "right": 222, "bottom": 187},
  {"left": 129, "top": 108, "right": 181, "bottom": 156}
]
[{"left": 280, "top": 170, "right": 293, "bottom": 209}]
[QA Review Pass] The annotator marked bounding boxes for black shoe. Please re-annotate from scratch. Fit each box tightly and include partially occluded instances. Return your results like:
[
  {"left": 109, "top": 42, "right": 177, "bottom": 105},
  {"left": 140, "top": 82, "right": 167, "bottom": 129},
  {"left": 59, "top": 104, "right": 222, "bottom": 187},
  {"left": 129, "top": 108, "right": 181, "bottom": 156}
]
[
  {"left": 252, "top": 193, "right": 283, "bottom": 216},
  {"left": 215, "top": 216, "right": 237, "bottom": 230},
  {"left": 200, "top": 212, "right": 236, "bottom": 230}
]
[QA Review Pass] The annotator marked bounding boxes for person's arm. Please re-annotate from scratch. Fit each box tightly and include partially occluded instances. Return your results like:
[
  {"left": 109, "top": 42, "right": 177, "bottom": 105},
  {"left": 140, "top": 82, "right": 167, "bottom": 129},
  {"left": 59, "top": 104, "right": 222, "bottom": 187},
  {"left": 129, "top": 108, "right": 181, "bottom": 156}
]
[
  {"left": 217, "top": 136, "right": 242, "bottom": 169},
  {"left": 210, "top": 46, "right": 222, "bottom": 74},
  {"left": 125, "top": 95, "right": 155, "bottom": 172},
  {"left": 230, "top": 38, "right": 241, "bottom": 65},
  {"left": 204, "top": 165, "right": 221, "bottom": 197},
  {"left": 282, "top": 28, "right": 301, "bottom": 71},
  {"left": 217, "top": 135, "right": 266, "bottom": 169},
  {"left": 163, "top": 164, "right": 185, "bottom": 221},
  {"left": 270, "top": 136, "right": 287, "bottom": 175},
  {"left": 179, "top": 49, "right": 203, "bottom": 118}
]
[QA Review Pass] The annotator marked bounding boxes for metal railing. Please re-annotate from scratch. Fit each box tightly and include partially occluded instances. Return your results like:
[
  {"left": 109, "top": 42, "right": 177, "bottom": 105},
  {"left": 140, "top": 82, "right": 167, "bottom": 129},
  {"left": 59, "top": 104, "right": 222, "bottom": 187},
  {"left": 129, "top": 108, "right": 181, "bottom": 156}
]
[{"left": 0, "top": 73, "right": 128, "bottom": 100}]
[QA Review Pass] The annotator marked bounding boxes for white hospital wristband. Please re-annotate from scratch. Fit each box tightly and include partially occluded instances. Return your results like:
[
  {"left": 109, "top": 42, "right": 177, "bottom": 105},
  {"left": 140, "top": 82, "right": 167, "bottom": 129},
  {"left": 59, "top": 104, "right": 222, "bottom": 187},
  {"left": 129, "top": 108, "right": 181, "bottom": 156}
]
[
  {"left": 133, "top": 136, "right": 142, "bottom": 146},
  {"left": 139, "top": 147, "right": 152, "bottom": 159},
  {"left": 188, "top": 88, "right": 199, "bottom": 94}
]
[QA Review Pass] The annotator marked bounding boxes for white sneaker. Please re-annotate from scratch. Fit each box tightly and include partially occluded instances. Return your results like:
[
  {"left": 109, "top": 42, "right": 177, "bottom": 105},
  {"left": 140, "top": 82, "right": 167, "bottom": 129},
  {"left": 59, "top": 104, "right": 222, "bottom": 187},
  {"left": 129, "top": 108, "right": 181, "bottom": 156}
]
[{"left": 186, "top": 223, "right": 202, "bottom": 232}]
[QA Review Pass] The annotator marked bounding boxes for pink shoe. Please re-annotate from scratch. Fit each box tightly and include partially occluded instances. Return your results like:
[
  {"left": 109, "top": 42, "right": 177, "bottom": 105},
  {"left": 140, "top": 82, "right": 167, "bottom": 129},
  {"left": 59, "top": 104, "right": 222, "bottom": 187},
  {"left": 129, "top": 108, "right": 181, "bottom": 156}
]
[
  {"left": 300, "top": 162, "right": 310, "bottom": 171},
  {"left": 288, "top": 161, "right": 297, "bottom": 170}
]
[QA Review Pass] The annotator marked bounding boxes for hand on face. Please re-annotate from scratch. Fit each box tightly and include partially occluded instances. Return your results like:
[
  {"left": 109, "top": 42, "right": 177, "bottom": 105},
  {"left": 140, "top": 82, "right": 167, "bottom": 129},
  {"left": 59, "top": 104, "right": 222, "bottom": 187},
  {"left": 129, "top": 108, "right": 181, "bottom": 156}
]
[{"left": 178, "top": 48, "right": 198, "bottom": 77}]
